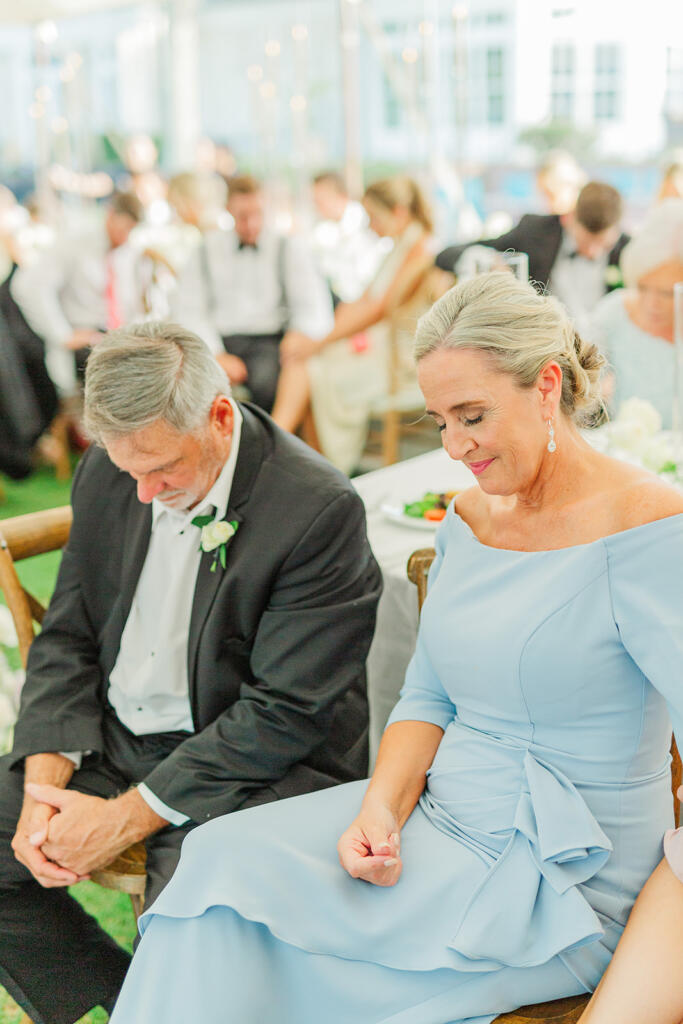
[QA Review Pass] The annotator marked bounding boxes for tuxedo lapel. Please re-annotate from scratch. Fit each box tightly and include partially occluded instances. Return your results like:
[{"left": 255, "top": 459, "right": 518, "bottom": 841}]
[
  {"left": 117, "top": 490, "right": 153, "bottom": 634},
  {"left": 186, "top": 404, "right": 267, "bottom": 693}
]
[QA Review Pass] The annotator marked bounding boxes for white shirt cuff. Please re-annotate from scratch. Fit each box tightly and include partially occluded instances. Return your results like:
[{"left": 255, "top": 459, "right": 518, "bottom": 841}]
[
  {"left": 137, "top": 783, "right": 190, "bottom": 826},
  {"left": 60, "top": 751, "right": 87, "bottom": 770}
]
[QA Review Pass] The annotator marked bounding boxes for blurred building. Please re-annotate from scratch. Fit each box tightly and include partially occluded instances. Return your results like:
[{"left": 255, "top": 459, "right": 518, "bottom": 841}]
[{"left": 0, "top": 0, "right": 681, "bottom": 194}]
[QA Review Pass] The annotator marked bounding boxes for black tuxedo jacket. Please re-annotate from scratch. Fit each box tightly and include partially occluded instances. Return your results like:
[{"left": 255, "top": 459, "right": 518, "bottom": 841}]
[
  {"left": 11, "top": 404, "right": 382, "bottom": 823},
  {"left": 436, "top": 214, "right": 630, "bottom": 292}
]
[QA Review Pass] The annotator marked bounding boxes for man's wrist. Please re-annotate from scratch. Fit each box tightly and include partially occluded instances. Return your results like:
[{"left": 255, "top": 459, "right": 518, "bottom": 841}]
[
  {"left": 113, "top": 787, "right": 169, "bottom": 844},
  {"left": 24, "top": 752, "right": 75, "bottom": 790}
]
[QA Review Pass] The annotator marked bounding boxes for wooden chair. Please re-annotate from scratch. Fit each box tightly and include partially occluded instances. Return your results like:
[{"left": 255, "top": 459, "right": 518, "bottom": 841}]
[
  {"left": 367, "top": 263, "right": 453, "bottom": 466},
  {"left": 407, "top": 547, "right": 682, "bottom": 1024},
  {"left": 0, "top": 507, "right": 147, "bottom": 918}
]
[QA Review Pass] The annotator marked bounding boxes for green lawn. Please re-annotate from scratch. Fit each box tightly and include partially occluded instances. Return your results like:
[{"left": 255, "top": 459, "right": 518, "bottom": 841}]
[{"left": 1, "top": 465, "right": 137, "bottom": 1024}]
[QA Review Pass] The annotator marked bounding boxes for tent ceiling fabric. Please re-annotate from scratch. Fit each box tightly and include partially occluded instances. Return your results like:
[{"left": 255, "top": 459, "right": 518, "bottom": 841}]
[{"left": 0, "top": 0, "right": 155, "bottom": 23}]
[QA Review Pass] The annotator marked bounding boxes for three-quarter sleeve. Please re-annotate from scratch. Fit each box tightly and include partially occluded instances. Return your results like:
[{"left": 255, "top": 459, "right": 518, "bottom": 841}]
[
  {"left": 606, "top": 514, "right": 683, "bottom": 747},
  {"left": 386, "top": 522, "right": 457, "bottom": 732}
]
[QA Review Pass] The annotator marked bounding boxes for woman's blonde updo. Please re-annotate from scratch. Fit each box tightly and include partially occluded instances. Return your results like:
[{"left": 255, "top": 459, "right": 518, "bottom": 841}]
[
  {"left": 414, "top": 272, "right": 605, "bottom": 426},
  {"left": 363, "top": 176, "right": 434, "bottom": 233}
]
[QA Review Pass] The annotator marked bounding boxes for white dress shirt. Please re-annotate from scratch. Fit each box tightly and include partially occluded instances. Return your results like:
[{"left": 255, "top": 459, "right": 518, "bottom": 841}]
[
  {"left": 170, "top": 228, "right": 333, "bottom": 354},
  {"left": 10, "top": 228, "right": 146, "bottom": 394},
  {"left": 66, "top": 402, "right": 243, "bottom": 826},
  {"left": 548, "top": 230, "right": 608, "bottom": 327},
  {"left": 312, "top": 200, "right": 388, "bottom": 303}
]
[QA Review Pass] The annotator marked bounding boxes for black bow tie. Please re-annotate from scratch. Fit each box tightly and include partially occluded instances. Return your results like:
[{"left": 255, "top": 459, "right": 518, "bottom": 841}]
[{"left": 238, "top": 240, "right": 258, "bottom": 251}]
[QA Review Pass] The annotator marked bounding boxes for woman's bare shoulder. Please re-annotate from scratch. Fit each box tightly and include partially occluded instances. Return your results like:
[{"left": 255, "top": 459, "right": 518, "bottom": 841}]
[{"left": 613, "top": 472, "right": 683, "bottom": 531}]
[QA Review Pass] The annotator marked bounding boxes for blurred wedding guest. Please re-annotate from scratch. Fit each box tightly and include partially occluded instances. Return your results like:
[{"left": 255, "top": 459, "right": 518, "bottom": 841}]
[
  {"left": 588, "top": 199, "right": 683, "bottom": 428},
  {"left": 119, "top": 134, "right": 167, "bottom": 220},
  {"left": 436, "top": 181, "right": 629, "bottom": 326},
  {"left": 11, "top": 192, "right": 145, "bottom": 395},
  {"left": 170, "top": 173, "right": 333, "bottom": 413},
  {"left": 657, "top": 152, "right": 683, "bottom": 201},
  {"left": 271, "top": 176, "right": 441, "bottom": 473},
  {"left": 536, "top": 150, "right": 587, "bottom": 215},
  {"left": 311, "top": 170, "right": 386, "bottom": 304}
]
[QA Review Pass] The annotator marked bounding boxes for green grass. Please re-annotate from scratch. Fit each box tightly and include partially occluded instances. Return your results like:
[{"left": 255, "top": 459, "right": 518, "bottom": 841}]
[{"left": 1, "top": 466, "right": 137, "bottom": 1023}]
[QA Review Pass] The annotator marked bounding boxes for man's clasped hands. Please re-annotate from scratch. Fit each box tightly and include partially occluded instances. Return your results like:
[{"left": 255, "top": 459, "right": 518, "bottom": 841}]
[{"left": 11, "top": 752, "right": 165, "bottom": 888}]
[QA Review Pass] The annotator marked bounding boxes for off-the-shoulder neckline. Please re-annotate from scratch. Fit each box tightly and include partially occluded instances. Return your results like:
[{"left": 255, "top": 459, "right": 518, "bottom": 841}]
[{"left": 451, "top": 507, "right": 683, "bottom": 554}]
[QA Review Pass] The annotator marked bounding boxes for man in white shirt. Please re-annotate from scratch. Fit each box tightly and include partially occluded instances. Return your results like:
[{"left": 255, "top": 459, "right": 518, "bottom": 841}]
[
  {"left": 311, "top": 170, "right": 386, "bottom": 304},
  {"left": 0, "top": 321, "right": 381, "bottom": 1024},
  {"left": 11, "top": 192, "right": 145, "bottom": 394},
  {"left": 170, "top": 173, "right": 333, "bottom": 412}
]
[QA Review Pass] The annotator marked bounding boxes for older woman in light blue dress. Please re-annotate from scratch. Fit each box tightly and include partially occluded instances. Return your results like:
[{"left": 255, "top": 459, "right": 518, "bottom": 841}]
[
  {"left": 111, "top": 273, "right": 683, "bottom": 1024},
  {"left": 588, "top": 198, "right": 683, "bottom": 427}
]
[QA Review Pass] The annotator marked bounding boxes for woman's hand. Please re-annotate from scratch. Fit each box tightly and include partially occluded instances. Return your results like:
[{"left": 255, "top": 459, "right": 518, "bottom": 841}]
[
  {"left": 337, "top": 802, "right": 402, "bottom": 887},
  {"left": 279, "top": 331, "right": 322, "bottom": 364}
]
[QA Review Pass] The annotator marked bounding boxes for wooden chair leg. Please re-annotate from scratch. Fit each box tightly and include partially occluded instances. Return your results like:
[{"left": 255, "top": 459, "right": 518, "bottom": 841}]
[
  {"left": 49, "top": 414, "right": 71, "bottom": 482},
  {"left": 382, "top": 410, "right": 400, "bottom": 466},
  {"left": 130, "top": 892, "right": 145, "bottom": 921}
]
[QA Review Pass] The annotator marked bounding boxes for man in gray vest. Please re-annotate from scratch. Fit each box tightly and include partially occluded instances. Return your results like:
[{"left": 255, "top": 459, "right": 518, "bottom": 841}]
[{"left": 171, "top": 174, "right": 333, "bottom": 412}]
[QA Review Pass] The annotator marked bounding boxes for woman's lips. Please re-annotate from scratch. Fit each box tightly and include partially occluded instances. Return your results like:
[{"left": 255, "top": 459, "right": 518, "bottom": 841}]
[{"left": 467, "top": 458, "right": 494, "bottom": 476}]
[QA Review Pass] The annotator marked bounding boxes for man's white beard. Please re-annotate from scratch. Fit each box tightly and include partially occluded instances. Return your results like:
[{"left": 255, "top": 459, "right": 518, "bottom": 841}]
[{"left": 156, "top": 489, "right": 199, "bottom": 510}]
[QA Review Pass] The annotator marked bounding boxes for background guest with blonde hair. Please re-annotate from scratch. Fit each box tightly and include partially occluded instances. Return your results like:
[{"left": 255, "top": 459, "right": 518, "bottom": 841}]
[
  {"left": 272, "top": 175, "right": 441, "bottom": 473},
  {"left": 588, "top": 198, "right": 683, "bottom": 427},
  {"left": 536, "top": 149, "right": 587, "bottom": 215}
]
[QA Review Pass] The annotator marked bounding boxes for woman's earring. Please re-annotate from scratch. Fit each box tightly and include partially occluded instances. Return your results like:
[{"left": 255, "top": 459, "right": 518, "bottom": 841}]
[{"left": 547, "top": 418, "right": 557, "bottom": 454}]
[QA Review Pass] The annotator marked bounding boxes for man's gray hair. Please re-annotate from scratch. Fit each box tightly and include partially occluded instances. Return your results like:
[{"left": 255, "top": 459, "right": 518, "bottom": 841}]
[{"left": 84, "top": 321, "right": 231, "bottom": 444}]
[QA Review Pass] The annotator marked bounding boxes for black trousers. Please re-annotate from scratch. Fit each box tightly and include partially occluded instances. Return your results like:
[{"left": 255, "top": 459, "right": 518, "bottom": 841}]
[
  {"left": 221, "top": 332, "right": 283, "bottom": 413},
  {"left": 0, "top": 713, "right": 194, "bottom": 1024}
]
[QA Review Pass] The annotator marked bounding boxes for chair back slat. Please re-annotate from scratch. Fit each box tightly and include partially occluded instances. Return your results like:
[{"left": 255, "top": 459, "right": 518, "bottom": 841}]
[{"left": 0, "top": 506, "right": 72, "bottom": 668}]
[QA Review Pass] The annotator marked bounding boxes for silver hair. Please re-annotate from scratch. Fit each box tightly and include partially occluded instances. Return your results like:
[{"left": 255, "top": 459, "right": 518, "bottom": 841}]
[
  {"left": 414, "top": 272, "right": 605, "bottom": 426},
  {"left": 619, "top": 198, "right": 683, "bottom": 288},
  {"left": 83, "top": 321, "right": 231, "bottom": 444}
]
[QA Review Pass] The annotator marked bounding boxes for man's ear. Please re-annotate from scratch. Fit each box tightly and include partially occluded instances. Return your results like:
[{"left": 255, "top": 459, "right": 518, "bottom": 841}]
[{"left": 210, "top": 396, "right": 234, "bottom": 440}]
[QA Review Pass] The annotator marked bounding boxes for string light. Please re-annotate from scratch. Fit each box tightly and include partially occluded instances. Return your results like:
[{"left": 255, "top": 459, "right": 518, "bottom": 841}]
[
  {"left": 451, "top": 4, "right": 469, "bottom": 20},
  {"left": 419, "top": 21, "right": 435, "bottom": 35},
  {"left": 290, "top": 94, "right": 307, "bottom": 112},
  {"left": 264, "top": 40, "right": 281, "bottom": 57},
  {"left": 35, "top": 86, "right": 52, "bottom": 103},
  {"left": 259, "top": 81, "right": 277, "bottom": 99},
  {"left": 401, "top": 47, "right": 419, "bottom": 64},
  {"left": 247, "top": 64, "right": 264, "bottom": 82},
  {"left": 291, "top": 24, "right": 309, "bottom": 42},
  {"left": 28, "top": 102, "right": 45, "bottom": 119},
  {"left": 51, "top": 117, "right": 69, "bottom": 134}
]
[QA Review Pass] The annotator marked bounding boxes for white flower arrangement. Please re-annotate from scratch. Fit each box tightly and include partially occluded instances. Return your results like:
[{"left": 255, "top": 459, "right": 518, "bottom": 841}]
[
  {"left": 0, "top": 606, "right": 23, "bottom": 756},
  {"left": 607, "top": 398, "right": 678, "bottom": 476},
  {"left": 191, "top": 514, "right": 240, "bottom": 572}
]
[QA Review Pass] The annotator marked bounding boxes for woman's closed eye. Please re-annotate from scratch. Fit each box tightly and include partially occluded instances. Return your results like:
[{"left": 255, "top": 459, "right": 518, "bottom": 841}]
[{"left": 462, "top": 412, "right": 484, "bottom": 427}]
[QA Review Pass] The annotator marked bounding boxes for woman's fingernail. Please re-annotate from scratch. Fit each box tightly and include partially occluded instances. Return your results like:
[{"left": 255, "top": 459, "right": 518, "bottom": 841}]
[{"left": 383, "top": 858, "right": 398, "bottom": 867}]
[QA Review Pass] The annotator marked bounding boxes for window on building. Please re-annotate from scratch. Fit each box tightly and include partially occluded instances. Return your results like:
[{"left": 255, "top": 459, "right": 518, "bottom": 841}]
[
  {"left": 486, "top": 46, "right": 505, "bottom": 124},
  {"left": 382, "top": 71, "right": 402, "bottom": 130},
  {"left": 594, "top": 43, "right": 621, "bottom": 121},
  {"left": 551, "top": 43, "right": 575, "bottom": 119},
  {"left": 665, "top": 47, "right": 683, "bottom": 119}
]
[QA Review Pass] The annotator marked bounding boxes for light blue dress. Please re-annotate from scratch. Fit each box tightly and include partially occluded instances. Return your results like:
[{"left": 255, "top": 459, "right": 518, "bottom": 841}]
[
  {"left": 590, "top": 290, "right": 676, "bottom": 428},
  {"left": 111, "top": 510, "right": 683, "bottom": 1024}
]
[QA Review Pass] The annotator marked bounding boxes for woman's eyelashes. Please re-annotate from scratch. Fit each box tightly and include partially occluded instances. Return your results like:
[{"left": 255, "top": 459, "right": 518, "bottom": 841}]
[{"left": 433, "top": 411, "right": 485, "bottom": 432}]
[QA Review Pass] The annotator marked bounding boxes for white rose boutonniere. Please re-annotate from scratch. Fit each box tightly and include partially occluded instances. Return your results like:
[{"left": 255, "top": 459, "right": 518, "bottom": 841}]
[
  {"left": 604, "top": 265, "right": 623, "bottom": 288},
  {"left": 192, "top": 514, "right": 239, "bottom": 572}
]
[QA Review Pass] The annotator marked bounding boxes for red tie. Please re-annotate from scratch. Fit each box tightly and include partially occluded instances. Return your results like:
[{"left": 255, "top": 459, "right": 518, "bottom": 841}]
[{"left": 105, "top": 253, "right": 122, "bottom": 330}]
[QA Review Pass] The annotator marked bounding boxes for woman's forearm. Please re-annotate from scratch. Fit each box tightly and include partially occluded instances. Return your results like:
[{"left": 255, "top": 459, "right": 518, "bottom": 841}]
[
  {"left": 362, "top": 721, "right": 443, "bottom": 826},
  {"left": 579, "top": 858, "right": 683, "bottom": 1024},
  {"left": 320, "top": 295, "right": 385, "bottom": 347}
]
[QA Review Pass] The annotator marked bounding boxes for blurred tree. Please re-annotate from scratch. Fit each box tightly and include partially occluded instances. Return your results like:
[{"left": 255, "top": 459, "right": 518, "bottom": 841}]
[{"left": 518, "top": 120, "right": 597, "bottom": 161}]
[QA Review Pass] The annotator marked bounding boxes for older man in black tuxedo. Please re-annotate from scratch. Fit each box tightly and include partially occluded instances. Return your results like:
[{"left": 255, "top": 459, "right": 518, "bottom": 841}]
[
  {"left": 436, "top": 181, "right": 630, "bottom": 325},
  {"left": 0, "top": 322, "right": 381, "bottom": 1024}
]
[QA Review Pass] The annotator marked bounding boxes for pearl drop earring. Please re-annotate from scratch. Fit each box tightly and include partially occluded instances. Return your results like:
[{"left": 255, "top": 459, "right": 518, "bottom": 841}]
[{"left": 547, "top": 418, "right": 557, "bottom": 454}]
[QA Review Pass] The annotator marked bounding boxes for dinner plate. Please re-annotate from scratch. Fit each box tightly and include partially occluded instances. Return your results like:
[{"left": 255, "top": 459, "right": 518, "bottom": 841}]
[{"left": 380, "top": 504, "right": 441, "bottom": 530}]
